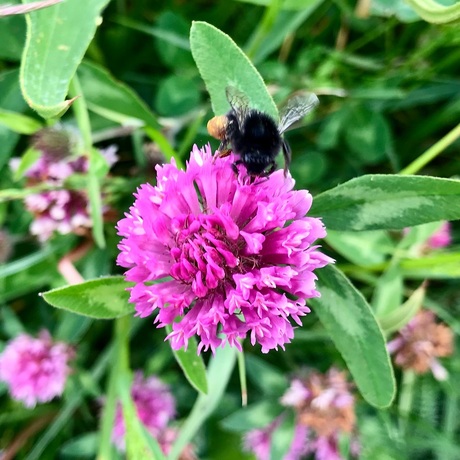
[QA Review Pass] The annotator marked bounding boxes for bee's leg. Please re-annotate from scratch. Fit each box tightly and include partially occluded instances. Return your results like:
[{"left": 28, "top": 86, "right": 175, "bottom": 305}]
[
  {"left": 267, "top": 161, "right": 277, "bottom": 175},
  {"left": 216, "top": 141, "right": 232, "bottom": 158},
  {"left": 281, "top": 139, "right": 291, "bottom": 176},
  {"left": 232, "top": 159, "right": 243, "bottom": 174}
]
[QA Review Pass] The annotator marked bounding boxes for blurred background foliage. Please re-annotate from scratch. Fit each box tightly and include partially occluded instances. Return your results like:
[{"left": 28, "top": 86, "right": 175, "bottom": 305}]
[{"left": 0, "top": 0, "right": 459, "bottom": 458}]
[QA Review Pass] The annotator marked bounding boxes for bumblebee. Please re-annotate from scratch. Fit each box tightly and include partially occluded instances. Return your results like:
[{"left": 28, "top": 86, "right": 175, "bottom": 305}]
[{"left": 207, "top": 86, "right": 319, "bottom": 176}]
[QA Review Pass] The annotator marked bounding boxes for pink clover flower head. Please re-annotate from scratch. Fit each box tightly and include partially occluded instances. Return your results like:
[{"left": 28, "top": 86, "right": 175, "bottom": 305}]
[
  {"left": 244, "top": 418, "right": 310, "bottom": 460},
  {"left": 387, "top": 309, "right": 453, "bottom": 380},
  {"left": 111, "top": 371, "right": 176, "bottom": 452},
  {"left": 0, "top": 330, "right": 74, "bottom": 408},
  {"left": 427, "top": 221, "right": 452, "bottom": 249},
  {"left": 13, "top": 132, "right": 118, "bottom": 241},
  {"left": 243, "top": 417, "right": 282, "bottom": 460},
  {"left": 117, "top": 144, "right": 333, "bottom": 353},
  {"left": 279, "top": 368, "right": 358, "bottom": 460}
]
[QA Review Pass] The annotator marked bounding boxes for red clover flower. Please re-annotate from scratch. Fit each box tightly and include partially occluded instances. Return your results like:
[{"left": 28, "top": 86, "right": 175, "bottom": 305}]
[
  {"left": 11, "top": 127, "right": 118, "bottom": 241},
  {"left": 0, "top": 330, "right": 74, "bottom": 408},
  {"left": 117, "top": 145, "right": 333, "bottom": 353}
]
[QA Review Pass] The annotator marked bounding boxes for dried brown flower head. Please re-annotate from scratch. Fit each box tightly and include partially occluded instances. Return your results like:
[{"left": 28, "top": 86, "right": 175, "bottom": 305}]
[{"left": 388, "top": 310, "right": 454, "bottom": 380}]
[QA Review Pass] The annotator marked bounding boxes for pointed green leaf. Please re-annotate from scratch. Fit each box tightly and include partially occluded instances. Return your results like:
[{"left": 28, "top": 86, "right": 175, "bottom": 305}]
[
  {"left": 166, "top": 325, "right": 208, "bottom": 395},
  {"left": 371, "top": 264, "right": 404, "bottom": 316},
  {"left": 20, "top": 0, "right": 110, "bottom": 119},
  {"left": 311, "top": 265, "right": 396, "bottom": 408},
  {"left": 190, "top": 21, "right": 277, "bottom": 118},
  {"left": 378, "top": 283, "right": 425, "bottom": 335},
  {"left": 221, "top": 401, "right": 282, "bottom": 432},
  {"left": 41, "top": 276, "right": 134, "bottom": 319},
  {"left": 0, "top": 109, "right": 43, "bottom": 134},
  {"left": 13, "top": 147, "right": 41, "bottom": 180},
  {"left": 311, "top": 175, "right": 460, "bottom": 231},
  {"left": 405, "top": 0, "right": 460, "bottom": 24}
]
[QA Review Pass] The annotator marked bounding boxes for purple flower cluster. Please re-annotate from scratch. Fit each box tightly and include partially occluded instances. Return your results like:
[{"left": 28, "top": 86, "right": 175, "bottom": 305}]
[
  {"left": 427, "top": 221, "right": 452, "bottom": 249},
  {"left": 117, "top": 145, "right": 332, "bottom": 353},
  {"left": 0, "top": 330, "right": 74, "bottom": 408},
  {"left": 244, "top": 368, "right": 358, "bottom": 460},
  {"left": 111, "top": 371, "right": 176, "bottom": 452},
  {"left": 11, "top": 128, "right": 117, "bottom": 241}
]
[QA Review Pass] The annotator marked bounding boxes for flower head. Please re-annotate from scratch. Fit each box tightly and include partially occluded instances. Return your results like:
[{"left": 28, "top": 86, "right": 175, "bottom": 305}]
[
  {"left": 0, "top": 330, "right": 74, "bottom": 408},
  {"left": 111, "top": 371, "right": 176, "bottom": 452},
  {"left": 427, "top": 221, "right": 452, "bottom": 249},
  {"left": 12, "top": 127, "right": 118, "bottom": 241},
  {"left": 387, "top": 310, "right": 454, "bottom": 380},
  {"left": 282, "top": 368, "right": 356, "bottom": 439},
  {"left": 117, "top": 145, "right": 332, "bottom": 353}
]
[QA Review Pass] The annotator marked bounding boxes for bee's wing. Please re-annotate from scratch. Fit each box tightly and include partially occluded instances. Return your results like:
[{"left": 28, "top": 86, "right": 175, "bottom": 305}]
[
  {"left": 226, "top": 86, "right": 250, "bottom": 131},
  {"left": 277, "top": 93, "right": 319, "bottom": 134}
]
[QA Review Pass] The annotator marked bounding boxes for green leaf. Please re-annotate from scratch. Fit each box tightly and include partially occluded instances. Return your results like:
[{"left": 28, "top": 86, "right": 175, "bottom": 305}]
[
  {"left": 404, "top": 0, "right": 460, "bottom": 24},
  {"left": 310, "top": 265, "right": 396, "bottom": 408},
  {"left": 0, "top": 69, "right": 28, "bottom": 168},
  {"left": 20, "top": 0, "right": 110, "bottom": 119},
  {"left": 378, "top": 282, "right": 425, "bottom": 335},
  {"left": 41, "top": 276, "right": 134, "bottom": 319},
  {"left": 326, "top": 230, "right": 394, "bottom": 267},
  {"left": 371, "top": 0, "right": 421, "bottom": 22},
  {"left": 0, "top": 14, "right": 26, "bottom": 60},
  {"left": 166, "top": 325, "right": 208, "bottom": 395},
  {"left": 155, "top": 75, "right": 200, "bottom": 116},
  {"left": 221, "top": 400, "right": 282, "bottom": 432},
  {"left": 190, "top": 21, "right": 277, "bottom": 118},
  {"left": 12, "top": 147, "right": 41, "bottom": 180},
  {"left": 371, "top": 264, "right": 403, "bottom": 316},
  {"left": 251, "top": 6, "right": 324, "bottom": 64},
  {"left": 60, "top": 432, "right": 98, "bottom": 458},
  {"left": 401, "top": 252, "right": 460, "bottom": 278},
  {"left": 235, "top": 0, "right": 320, "bottom": 8},
  {"left": 77, "top": 61, "right": 159, "bottom": 128},
  {"left": 343, "top": 106, "right": 393, "bottom": 165},
  {"left": 245, "top": 355, "right": 288, "bottom": 395},
  {"left": 0, "top": 109, "right": 43, "bottom": 134},
  {"left": 311, "top": 175, "right": 460, "bottom": 231}
]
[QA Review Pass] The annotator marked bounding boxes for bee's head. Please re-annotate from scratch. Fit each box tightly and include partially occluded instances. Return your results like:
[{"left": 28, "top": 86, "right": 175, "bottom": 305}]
[{"left": 207, "top": 115, "right": 228, "bottom": 141}]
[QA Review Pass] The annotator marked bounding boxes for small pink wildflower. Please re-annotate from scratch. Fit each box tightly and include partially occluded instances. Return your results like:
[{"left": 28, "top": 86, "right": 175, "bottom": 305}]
[
  {"left": 0, "top": 330, "right": 74, "bottom": 408},
  {"left": 387, "top": 309, "right": 453, "bottom": 380},
  {"left": 427, "top": 221, "right": 452, "bottom": 249},
  {"left": 117, "top": 145, "right": 333, "bottom": 353},
  {"left": 283, "top": 368, "right": 357, "bottom": 460},
  {"left": 111, "top": 371, "right": 176, "bottom": 452},
  {"left": 11, "top": 128, "right": 118, "bottom": 241}
]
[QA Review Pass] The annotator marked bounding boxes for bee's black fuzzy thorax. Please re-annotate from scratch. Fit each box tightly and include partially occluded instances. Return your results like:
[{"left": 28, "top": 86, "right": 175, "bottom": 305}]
[{"left": 227, "top": 110, "right": 282, "bottom": 175}]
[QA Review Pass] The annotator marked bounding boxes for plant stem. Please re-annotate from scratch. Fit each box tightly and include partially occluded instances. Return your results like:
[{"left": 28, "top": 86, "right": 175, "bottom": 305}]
[
  {"left": 237, "top": 349, "right": 248, "bottom": 406},
  {"left": 399, "top": 123, "right": 460, "bottom": 175},
  {"left": 97, "top": 316, "right": 131, "bottom": 460},
  {"left": 69, "top": 75, "right": 92, "bottom": 151},
  {"left": 398, "top": 369, "right": 416, "bottom": 436}
]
